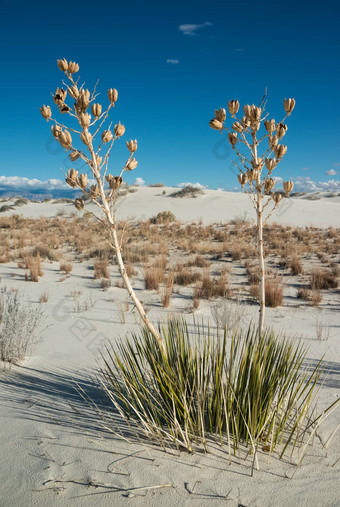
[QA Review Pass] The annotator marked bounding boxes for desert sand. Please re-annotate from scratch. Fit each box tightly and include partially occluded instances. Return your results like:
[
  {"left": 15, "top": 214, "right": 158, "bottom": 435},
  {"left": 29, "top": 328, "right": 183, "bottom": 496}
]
[{"left": 0, "top": 187, "right": 339, "bottom": 506}]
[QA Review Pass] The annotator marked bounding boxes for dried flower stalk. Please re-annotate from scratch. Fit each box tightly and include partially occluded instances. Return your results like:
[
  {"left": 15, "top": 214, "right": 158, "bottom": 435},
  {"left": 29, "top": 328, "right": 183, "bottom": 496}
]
[
  {"left": 209, "top": 91, "right": 295, "bottom": 336},
  {"left": 41, "top": 59, "right": 165, "bottom": 353}
]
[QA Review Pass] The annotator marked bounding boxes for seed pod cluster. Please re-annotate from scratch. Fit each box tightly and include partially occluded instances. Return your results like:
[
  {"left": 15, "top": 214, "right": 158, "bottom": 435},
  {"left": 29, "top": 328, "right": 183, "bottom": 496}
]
[
  {"left": 114, "top": 122, "right": 125, "bottom": 137},
  {"left": 59, "top": 129, "right": 72, "bottom": 150},
  {"left": 228, "top": 132, "right": 238, "bottom": 147},
  {"left": 69, "top": 150, "right": 80, "bottom": 161},
  {"left": 126, "top": 158, "right": 138, "bottom": 171},
  {"left": 74, "top": 198, "right": 84, "bottom": 210},
  {"left": 77, "top": 173, "right": 88, "bottom": 189},
  {"left": 106, "top": 174, "right": 123, "bottom": 190},
  {"left": 264, "top": 119, "right": 276, "bottom": 133},
  {"left": 284, "top": 98, "right": 295, "bottom": 116},
  {"left": 80, "top": 130, "right": 92, "bottom": 146},
  {"left": 276, "top": 122, "right": 287, "bottom": 138},
  {"left": 79, "top": 112, "right": 91, "bottom": 128},
  {"left": 215, "top": 108, "right": 226, "bottom": 123},
  {"left": 75, "top": 89, "right": 90, "bottom": 113},
  {"left": 264, "top": 177, "right": 275, "bottom": 193},
  {"left": 209, "top": 118, "right": 223, "bottom": 130},
  {"left": 53, "top": 88, "right": 67, "bottom": 106},
  {"left": 237, "top": 173, "right": 248, "bottom": 188},
  {"left": 265, "top": 157, "right": 277, "bottom": 173},
  {"left": 102, "top": 130, "right": 113, "bottom": 143},
  {"left": 274, "top": 145, "right": 287, "bottom": 159},
  {"left": 91, "top": 103, "right": 102, "bottom": 117},
  {"left": 272, "top": 192, "right": 283, "bottom": 204},
  {"left": 108, "top": 88, "right": 118, "bottom": 104},
  {"left": 40, "top": 105, "right": 51, "bottom": 120}
]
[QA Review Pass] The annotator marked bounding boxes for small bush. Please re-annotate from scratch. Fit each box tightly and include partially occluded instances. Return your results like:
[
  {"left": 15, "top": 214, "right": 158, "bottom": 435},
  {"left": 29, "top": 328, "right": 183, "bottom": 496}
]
[
  {"left": 170, "top": 186, "right": 204, "bottom": 198},
  {"left": 290, "top": 255, "right": 303, "bottom": 275},
  {"left": 150, "top": 211, "right": 176, "bottom": 224},
  {"left": 0, "top": 290, "right": 42, "bottom": 363},
  {"left": 144, "top": 266, "right": 164, "bottom": 290},
  {"left": 60, "top": 261, "right": 73, "bottom": 274},
  {"left": 196, "top": 269, "right": 228, "bottom": 299},
  {"left": 310, "top": 269, "right": 338, "bottom": 290},
  {"left": 250, "top": 276, "right": 283, "bottom": 307},
  {"left": 39, "top": 290, "right": 49, "bottom": 303},
  {"left": 174, "top": 267, "right": 202, "bottom": 286},
  {"left": 94, "top": 259, "right": 109, "bottom": 279}
]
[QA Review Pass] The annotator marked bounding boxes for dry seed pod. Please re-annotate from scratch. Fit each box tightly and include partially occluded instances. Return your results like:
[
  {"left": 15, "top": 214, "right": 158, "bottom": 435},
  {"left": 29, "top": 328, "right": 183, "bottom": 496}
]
[
  {"left": 68, "top": 84, "right": 79, "bottom": 99},
  {"left": 74, "top": 198, "right": 85, "bottom": 210},
  {"left": 274, "top": 144, "right": 287, "bottom": 159},
  {"left": 51, "top": 124, "right": 62, "bottom": 138},
  {"left": 283, "top": 180, "right": 294, "bottom": 195},
  {"left": 90, "top": 184, "right": 100, "bottom": 198},
  {"left": 265, "top": 157, "right": 277, "bottom": 172},
  {"left": 264, "top": 119, "right": 276, "bottom": 133},
  {"left": 243, "top": 104, "right": 252, "bottom": 119},
  {"left": 69, "top": 150, "right": 80, "bottom": 161},
  {"left": 68, "top": 61, "right": 79, "bottom": 74},
  {"left": 215, "top": 108, "right": 226, "bottom": 122},
  {"left": 53, "top": 88, "right": 67, "bottom": 105},
  {"left": 95, "top": 155, "right": 102, "bottom": 167},
  {"left": 237, "top": 173, "right": 248, "bottom": 188},
  {"left": 57, "top": 58, "right": 68, "bottom": 72},
  {"left": 251, "top": 121, "right": 260, "bottom": 132},
  {"left": 101, "top": 129, "right": 113, "bottom": 143},
  {"left": 66, "top": 168, "right": 79, "bottom": 187},
  {"left": 59, "top": 104, "right": 70, "bottom": 114},
  {"left": 80, "top": 130, "right": 92, "bottom": 146},
  {"left": 126, "top": 139, "right": 137, "bottom": 153},
  {"left": 241, "top": 115, "right": 251, "bottom": 129},
  {"left": 106, "top": 174, "right": 113, "bottom": 183},
  {"left": 228, "top": 132, "right": 238, "bottom": 147},
  {"left": 79, "top": 112, "right": 91, "bottom": 128},
  {"left": 265, "top": 178, "right": 275, "bottom": 193},
  {"left": 126, "top": 158, "right": 138, "bottom": 171},
  {"left": 78, "top": 173, "right": 88, "bottom": 189},
  {"left": 246, "top": 168, "right": 259, "bottom": 181},
  {"left": 209, "top": 118, "right": 223, "bottom": 130},
  {"left": 114, "top": 122, "right": 125, "bottom": 137},
  {"left": 284, "top": 98, "right": 295, "bottom": 116},
  {"left": 276, "top": 122, "right": 287, "bottom": 138},
  {"left": 272, "top": 192, "right": 283, "bottom": 204},
  {"left": 228, "top": 100, "right": 239, "bottom": 116},
  {"left": 110, "top": 176, "right": 123, "bottom": 190},
  {"left": 231, "top": 121, "right": 243, "bottom": 133},
  {"left": 268, "top": 135, "right": 279, "bottom": 149},
  {"left": 40, "top": 105, "right": 51, "bottom": 120},
  {"left": 91, "top": 103, "right": 102, "bottom": 117},
  {"left": 108, "top": 88, "right": 118, "bottom": 104},
  {"left": 76, "top": 89, "right": 90, "bottom": 112},
  {"left": 59, "top": 130, "right": 72, "bottom": 149},
  {"left": 251, "top": 157, "right": 263, "bottom": 170},
  {"left": 250, "top": 105, "right": 261, "bottom": 121}
]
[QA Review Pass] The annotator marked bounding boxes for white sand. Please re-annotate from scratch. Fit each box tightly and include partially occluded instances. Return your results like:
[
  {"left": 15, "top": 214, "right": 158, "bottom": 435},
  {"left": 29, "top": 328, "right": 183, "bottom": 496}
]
[{"left": 0, "top": 188, "right": 339, "bottom": 506}]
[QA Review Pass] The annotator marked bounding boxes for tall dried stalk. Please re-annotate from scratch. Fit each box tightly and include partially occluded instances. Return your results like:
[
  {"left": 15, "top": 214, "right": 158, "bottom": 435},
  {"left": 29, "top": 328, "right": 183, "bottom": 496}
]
[
  {"left": 210, "top": 92, "right": 295, "bottom": 336},
  {"left": 41, "top": 58, "right": 165, "bottom": 353}
]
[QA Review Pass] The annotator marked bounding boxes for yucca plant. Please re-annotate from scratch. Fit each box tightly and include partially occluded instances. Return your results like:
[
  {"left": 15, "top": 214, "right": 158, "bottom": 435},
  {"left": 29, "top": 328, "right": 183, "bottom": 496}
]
[
  {"left": 89, "top": 318, "right": 338, "bottom": 465},
  {"left": 209, "top": 94, "right": 295, "bottom": 336},
  {"left": 40, "top": 59, "right": 164, "bottom": 352}
]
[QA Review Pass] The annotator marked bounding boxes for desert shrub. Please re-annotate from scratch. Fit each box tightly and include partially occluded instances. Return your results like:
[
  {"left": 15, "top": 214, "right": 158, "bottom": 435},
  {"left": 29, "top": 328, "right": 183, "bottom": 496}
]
[
  {"left": 0, "top": 290, "right": 42, "bottom": 363},
  {"left": 60, "top": 261, "right": 73, "bottom": 274},
  {"left": 161, "top": 274, "right": 174, "bottom": 308},
  {"left": 170, "top": 186, "right": 204, "bottom": 198},
  {"left": 39, "top": 290, "right": 49, "bottom": 303},
  {"left": 92, "top": 319, "right": 335, "bottom": 462},
  {"left": 174, "top": 267, "right": 202, "bottom": 286},
  {"left": 94, "top": 259, "right": 110, "bottom": 279},
  {"left": 144, "top": 266, "right": 164, "bottom": 290},
  {"left": 250, "top": 276, "right": 283, "bottom": 307},
  {"left": 290, "top": 255, "right": 303, "bottom": 275},
  {"left": 150, "top": 210, "right": 176, "bottom": 224},
  {"left": 211, "top": 296, "right": 247, "bottom": 333},
  {"left": 310, "top": 269, "right": 338, "bottom": 290},
  {"left": 196, "top": 269, "right": 228, "bottom": 299},
  {"left": 297, "top": 287, "right": 311, "bottom": 301},
  {"left": 100, "top": 278, "right": 111, "bottom": 290}
]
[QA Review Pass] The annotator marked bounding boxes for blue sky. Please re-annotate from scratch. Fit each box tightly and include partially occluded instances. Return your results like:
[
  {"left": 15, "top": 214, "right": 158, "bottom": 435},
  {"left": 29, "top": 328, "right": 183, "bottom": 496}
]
[{"left": 0, "top": 0, "right": 339, "bottom": 194}]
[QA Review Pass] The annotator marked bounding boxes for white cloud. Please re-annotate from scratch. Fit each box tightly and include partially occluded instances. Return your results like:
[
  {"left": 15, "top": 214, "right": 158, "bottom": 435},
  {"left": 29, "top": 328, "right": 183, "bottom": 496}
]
[
  {"left": 133, "top": 177, "right": 145, "bottom": 187},
  {"left": 292, "top": 176, "right": 340, "bottom": 192},
  {"left": 0, "top": 176, "right": 69, "bottom": 189},
  {"left": 177, "top": 182, "right": 208, "bottom": 189},
  {"left": 166, "top": 59, "right": 180, "bottom": 64},
  {"left": 178, "top": 21, "right": 212, "bottom": 36},
  {"left": 326, "top": 169, "right": 337, "bottom": 176}
]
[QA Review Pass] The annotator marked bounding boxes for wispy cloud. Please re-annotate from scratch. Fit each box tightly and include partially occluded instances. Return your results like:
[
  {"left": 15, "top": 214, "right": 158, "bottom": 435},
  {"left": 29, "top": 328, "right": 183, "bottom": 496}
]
[
  {"left": 178, "top": 21, "right": 212, "bottom": 36},
  {"left": 166, "top": 59, "right": 180, "bottom": 64},
  {"left": 326, "top": 169, "right": 337, "bottom": 176}
]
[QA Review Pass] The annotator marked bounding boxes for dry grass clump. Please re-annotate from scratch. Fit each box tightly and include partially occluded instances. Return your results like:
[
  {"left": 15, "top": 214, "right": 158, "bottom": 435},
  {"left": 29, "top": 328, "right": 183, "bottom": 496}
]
[
  {"left": 161, "top": 274, "right": 174, "bottom": 308},
  {"left": 144, "top": 265, "right": 165, "bottom": 291},
  {"left": 94, "top": 259, "right": 110, "bottom": 279},
  {"left": 310, "top": 269, "right": 338, "bottom": 290},
  {"left": 289, "top": 255, "right": 303, "bottom": 275},
  {"left": 196, "top": 268, "right": 228, "bottom": 300},
  {"left": 26, "top": 254, "right": 43, "bottom": 282},
  {"left": 174, "top": 265, "right": 202, "bottom": 286},
  {"left": 60, "top": 261, "right": 73, "bottom": 274},
  {"left": 150, "top": 210, "right": 176, "bottom": 224},
  {"left": 250, "top": 275, "right": 284, "bottom": 307},
  {"left": 39, "top": 290, "right": 49, "bottom": 303}
]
